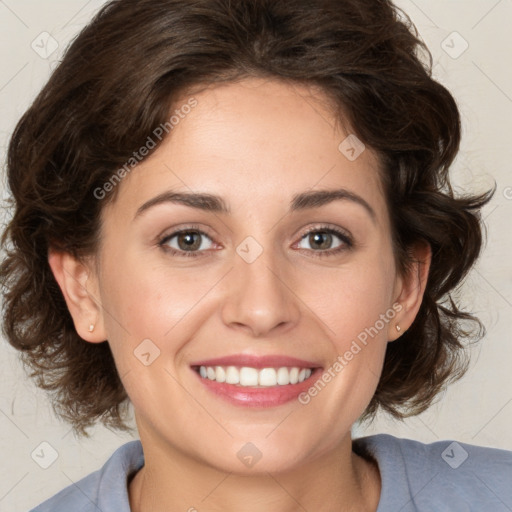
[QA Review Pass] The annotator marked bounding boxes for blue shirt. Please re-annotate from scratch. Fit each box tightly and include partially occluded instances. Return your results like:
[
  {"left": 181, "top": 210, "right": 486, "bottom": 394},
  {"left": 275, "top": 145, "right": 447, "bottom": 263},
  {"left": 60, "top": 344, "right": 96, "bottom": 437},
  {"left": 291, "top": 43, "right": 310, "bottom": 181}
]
[{"left": 29, "top": 433, "right": 512, "bottom": 511}]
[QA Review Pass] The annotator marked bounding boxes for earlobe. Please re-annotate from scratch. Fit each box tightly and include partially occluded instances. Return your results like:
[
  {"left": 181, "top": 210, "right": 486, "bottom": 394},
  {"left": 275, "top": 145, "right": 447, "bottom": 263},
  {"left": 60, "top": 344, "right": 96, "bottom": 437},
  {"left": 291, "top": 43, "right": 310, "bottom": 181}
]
[
  {"left": 47, "top": 249, "right": 106, "bottom": 343},
  {"left": 388, "top": 241, "right": 432, "bottom": 342}
]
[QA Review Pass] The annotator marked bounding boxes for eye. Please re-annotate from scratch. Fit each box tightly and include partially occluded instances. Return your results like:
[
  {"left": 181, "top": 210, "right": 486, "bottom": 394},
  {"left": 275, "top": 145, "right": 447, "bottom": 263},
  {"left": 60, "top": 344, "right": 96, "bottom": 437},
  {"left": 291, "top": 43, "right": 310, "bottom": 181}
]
[
  {"left": 159, "top": 228, "right": 215, "bottom": 257},
  {"left": 158, "top": 224, "right": 353, "bottom": 258},
  {"left": 295, "top": 226, "right": 353, "bottom": 256}
]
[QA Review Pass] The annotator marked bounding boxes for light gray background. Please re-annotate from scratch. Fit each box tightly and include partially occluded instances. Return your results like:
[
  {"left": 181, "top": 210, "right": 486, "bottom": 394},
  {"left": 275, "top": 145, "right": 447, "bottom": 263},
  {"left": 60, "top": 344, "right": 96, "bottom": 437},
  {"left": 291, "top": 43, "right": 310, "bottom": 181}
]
[{"left": 1, "top": 1, "right": 511, "bottom": 510}]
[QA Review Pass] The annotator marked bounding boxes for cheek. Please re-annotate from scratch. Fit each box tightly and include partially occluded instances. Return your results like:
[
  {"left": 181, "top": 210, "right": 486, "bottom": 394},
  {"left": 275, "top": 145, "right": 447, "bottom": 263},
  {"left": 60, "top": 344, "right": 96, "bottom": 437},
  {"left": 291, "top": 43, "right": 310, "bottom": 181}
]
[
  {"left": 97, "top": 250, "right": 222, "bottom": 363},
  {"left": 302, "top": 250, "right": 396, "bottom": 342},
  {"left": 297, "top": 246, "right": 397, "bottom": 412}
]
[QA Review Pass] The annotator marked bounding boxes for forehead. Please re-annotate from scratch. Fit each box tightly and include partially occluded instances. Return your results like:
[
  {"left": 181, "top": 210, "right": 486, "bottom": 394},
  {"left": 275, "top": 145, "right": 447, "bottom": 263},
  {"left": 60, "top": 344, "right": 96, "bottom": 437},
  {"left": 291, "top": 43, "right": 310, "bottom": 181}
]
[{"left": 104, "top": 77, "right": 388, "bottom": 225}]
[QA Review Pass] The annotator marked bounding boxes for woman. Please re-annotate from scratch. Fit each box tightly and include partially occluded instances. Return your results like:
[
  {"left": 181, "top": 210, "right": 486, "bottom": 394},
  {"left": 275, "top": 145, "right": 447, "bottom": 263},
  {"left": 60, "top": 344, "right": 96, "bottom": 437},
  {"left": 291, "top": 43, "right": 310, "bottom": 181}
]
[{"left": 2, "top": 0, "right": 511, "bottom": 510}]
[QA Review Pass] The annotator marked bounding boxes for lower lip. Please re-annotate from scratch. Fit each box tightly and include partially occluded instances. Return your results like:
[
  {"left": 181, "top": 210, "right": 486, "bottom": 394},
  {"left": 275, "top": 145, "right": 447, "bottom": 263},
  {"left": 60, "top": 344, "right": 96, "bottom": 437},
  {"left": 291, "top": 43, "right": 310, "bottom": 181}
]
[{"left": 193, "top": 368, "right": 322, "bottom": 407}]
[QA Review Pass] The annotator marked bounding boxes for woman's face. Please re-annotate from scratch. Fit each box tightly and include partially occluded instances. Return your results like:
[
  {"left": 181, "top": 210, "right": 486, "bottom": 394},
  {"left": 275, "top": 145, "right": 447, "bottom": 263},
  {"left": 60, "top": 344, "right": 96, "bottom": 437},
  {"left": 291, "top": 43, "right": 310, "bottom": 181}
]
[{"left": 87, "top": 77, "right": 412, "bottom": 472}]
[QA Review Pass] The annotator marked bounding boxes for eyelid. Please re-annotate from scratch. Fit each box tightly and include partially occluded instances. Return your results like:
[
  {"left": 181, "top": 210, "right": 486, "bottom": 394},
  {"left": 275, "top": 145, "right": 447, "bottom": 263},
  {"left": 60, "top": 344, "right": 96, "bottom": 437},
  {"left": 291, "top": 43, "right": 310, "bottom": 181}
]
[
  {"left": 298, "top": 223, "right": 352, "bottom": 242},
  {"left": 158, "top": 223, "right": 216, "bottom": 243}
]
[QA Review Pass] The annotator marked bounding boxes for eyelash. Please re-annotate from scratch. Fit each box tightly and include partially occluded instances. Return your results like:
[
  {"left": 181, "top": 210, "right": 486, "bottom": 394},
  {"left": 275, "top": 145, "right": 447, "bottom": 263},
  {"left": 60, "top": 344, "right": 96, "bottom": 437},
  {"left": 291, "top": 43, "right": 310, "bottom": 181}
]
[{"left": 157, "top": 224, "right": 353, "bottom": 259}]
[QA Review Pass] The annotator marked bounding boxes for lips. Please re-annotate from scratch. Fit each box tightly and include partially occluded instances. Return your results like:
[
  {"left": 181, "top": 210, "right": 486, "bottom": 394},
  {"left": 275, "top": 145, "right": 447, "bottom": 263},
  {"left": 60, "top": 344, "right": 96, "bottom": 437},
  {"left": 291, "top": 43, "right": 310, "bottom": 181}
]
[
  {"left": 190, "top": 354, "right": 323, "bottom": 407},
  {"left": 190, "top": 354, "right": 321, "bottom": 369}
]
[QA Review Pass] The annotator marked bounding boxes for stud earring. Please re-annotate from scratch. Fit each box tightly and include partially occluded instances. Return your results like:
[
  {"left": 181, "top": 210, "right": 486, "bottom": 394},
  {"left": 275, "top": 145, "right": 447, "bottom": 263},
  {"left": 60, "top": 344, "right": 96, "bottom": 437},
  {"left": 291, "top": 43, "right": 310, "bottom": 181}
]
[
  {"left": 89, "top": 324, "right": 95, "bottom": 332},
  {"left": 396, "top": 324, "right": 401, "bottom": 332}
]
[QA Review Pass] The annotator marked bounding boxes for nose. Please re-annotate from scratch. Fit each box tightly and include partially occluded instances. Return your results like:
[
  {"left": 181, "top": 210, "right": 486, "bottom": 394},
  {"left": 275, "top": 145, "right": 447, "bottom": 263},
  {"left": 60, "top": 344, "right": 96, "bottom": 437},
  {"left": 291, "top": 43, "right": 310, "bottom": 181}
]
[{"left": 220, "top": 245, "right": 301, "bottom": 338}]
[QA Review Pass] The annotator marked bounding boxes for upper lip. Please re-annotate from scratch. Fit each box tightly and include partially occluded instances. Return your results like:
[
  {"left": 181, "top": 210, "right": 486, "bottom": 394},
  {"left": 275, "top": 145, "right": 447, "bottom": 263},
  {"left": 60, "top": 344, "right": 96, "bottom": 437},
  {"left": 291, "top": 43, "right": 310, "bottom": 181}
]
[{"left": 190, "top": 354, "right": 322, "bottom": 369}]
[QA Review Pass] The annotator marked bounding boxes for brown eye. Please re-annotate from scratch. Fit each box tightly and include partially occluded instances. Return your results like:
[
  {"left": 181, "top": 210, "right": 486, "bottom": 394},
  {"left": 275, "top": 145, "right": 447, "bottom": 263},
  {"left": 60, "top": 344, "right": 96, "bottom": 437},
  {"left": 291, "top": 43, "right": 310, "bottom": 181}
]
[
  {"left": 160, "top": 229, "right": 214, "bottom": 256},
  {"left": 297, "top": 228, "right": 350, "bottom": 253},
  {"left": 307, "top": 231, "right": 334, "bottom": 250},
  {"left": 176, "top": 232, "right": 203, "bottom": 251}
]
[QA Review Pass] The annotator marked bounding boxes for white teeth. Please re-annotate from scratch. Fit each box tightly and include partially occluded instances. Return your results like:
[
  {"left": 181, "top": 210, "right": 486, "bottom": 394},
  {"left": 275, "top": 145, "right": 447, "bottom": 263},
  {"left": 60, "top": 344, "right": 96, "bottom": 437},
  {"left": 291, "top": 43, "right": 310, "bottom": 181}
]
[
  {"left": 215, "top": 366, "right": 226, "bottom": 383},
  {"left": 276, "top": 367, "right": 290, "bottom": 385},
  {"left": 197, "top": 365, "right": 314, "bottom": 387},
  {"left": 259, "top": 368, "right": 277, "bottom": 386},
  {"left": 225, "top": 366, "right": 239, "bottom": 384},
  {"left": 239, "top": 367, "right": 259, "bottom": 386}
]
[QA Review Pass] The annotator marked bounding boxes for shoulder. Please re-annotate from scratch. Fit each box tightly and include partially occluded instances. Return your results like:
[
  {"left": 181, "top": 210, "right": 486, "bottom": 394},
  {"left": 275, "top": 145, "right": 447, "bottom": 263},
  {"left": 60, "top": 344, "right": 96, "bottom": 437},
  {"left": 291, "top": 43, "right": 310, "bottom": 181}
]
[
  {"left": 29, "top": 440, "right": 144, "bottom": 512},
  {"left": 353, "top": 433, "right": 512, "bottom": 512}
]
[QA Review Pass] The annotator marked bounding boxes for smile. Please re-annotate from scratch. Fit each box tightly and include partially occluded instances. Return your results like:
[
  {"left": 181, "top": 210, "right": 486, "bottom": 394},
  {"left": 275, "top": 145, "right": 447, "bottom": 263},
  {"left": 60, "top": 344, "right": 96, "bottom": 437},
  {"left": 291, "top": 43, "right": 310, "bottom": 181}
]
[
  {"left": 190, "top": 354, "right": 322, "bottom": 407},
  {"left": 197, "top": 365, "right": 313, "bottom": 387}
]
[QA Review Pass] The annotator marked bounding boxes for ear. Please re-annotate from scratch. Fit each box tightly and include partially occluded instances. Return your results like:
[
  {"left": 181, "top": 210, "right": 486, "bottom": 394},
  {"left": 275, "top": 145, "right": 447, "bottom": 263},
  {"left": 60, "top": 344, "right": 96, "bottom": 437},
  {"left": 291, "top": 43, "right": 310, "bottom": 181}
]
[
  {"left": 388, "top": 240, "right": 432, "bottom": 342},
  {"left": 48, "top": 249, "right": 107, "bottom": 343}
]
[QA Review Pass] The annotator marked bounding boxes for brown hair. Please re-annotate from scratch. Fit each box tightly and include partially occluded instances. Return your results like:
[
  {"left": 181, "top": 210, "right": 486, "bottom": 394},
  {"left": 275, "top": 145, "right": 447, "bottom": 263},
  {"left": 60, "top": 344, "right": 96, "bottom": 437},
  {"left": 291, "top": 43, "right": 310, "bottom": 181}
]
[{"left": 1, "top": 0, "right": 494, "bottom": 436}]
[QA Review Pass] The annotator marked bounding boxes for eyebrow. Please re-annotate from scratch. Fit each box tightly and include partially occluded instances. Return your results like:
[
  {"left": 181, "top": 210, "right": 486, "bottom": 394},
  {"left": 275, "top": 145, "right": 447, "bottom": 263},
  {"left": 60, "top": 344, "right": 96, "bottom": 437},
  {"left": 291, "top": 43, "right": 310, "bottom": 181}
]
[{"left": 134, "top": 188, "right": 376, "bottom": 223}]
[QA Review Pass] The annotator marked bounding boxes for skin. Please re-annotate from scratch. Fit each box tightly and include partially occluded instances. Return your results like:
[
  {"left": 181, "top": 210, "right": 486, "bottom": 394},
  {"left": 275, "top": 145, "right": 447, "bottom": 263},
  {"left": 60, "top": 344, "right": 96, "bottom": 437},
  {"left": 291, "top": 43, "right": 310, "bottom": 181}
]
[{"left": 49, "top": 76, "right": 431, "bottom": 512}]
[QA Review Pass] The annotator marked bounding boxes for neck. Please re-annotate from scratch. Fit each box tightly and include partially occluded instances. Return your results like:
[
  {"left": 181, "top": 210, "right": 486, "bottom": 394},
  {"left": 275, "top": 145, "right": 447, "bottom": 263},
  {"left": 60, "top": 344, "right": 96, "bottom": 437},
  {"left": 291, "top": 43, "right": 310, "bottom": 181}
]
[{"left": 128, "top": 431, "right": 381, "bottom": 512}]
